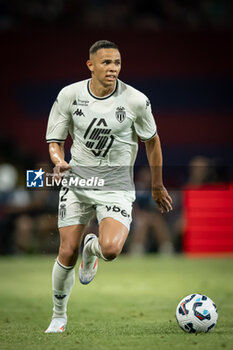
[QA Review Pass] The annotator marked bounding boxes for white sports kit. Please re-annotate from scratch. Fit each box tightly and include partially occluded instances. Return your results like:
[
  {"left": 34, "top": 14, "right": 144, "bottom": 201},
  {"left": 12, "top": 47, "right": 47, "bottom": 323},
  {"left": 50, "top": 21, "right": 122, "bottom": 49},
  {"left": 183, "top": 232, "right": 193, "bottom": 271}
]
[{"left": 46, "top": 79, "right": 157, "bottom": 230}]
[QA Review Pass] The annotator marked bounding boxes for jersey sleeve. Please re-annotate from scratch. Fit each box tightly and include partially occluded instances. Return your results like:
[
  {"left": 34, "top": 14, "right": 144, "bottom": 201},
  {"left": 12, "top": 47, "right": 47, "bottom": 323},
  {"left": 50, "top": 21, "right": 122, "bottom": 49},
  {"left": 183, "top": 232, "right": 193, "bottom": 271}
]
[
  {"left": 46, "top": 88, "right": 71, "bottom": 143},
  {"left": 134, "top": 97, "right": 157, "bottom": 141}
]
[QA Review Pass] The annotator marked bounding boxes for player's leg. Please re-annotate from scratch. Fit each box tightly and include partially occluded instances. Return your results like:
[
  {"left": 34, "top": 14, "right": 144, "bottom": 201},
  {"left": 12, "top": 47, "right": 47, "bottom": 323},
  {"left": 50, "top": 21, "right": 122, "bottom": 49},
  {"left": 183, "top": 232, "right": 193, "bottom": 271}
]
[
  {"left": 79, "top": 218, "right": 128, "bottom": 284},
  {"left": 98, "top": 218, "right": 129, "bottom": 259},
  {"left": 58, "top": 224, "right": 86, "bottom": 266},
  {"left": 94, "top": 201, "right": 132, "bottom": 260},
  {"left": 45, "top": 224, "right": 86, "bottom": 333},
  {"left": 79, "top": 201, "right": 132, "bottom": 284}
]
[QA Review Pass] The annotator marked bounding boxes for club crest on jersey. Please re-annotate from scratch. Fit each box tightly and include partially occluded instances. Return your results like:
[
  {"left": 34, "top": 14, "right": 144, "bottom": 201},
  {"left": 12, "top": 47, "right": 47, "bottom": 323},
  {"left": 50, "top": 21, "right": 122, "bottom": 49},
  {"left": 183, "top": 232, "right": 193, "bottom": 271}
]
[
  {"left": 59, "top": 203, "right": 66, "bottom": 219},
  {"left": 115, "top": 106, "right": 126, "bottom": 123}
]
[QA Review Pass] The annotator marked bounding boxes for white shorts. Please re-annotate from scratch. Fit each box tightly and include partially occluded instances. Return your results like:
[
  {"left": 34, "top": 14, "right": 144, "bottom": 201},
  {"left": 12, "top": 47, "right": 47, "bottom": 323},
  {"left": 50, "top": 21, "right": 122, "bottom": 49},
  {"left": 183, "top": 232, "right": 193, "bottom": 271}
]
[{"left": 58, "top": 186, "right": 133, "bottom": 231}]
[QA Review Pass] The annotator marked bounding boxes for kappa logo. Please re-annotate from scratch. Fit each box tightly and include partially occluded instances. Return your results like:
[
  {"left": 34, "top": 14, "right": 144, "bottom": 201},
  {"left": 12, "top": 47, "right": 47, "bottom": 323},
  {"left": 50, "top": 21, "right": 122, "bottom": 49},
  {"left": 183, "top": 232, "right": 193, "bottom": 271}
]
[
  {"left": 55, "top": 294, "right": 67, "bottom": 300},
  {"left": 106, "top": 205, "right": 130, "bottom": 218},
  {"left": 115, "top": 106, "right": 126, "bottom": 123},
  {"left": 73, "top": 108, "right": 85, "bottom": 117}
]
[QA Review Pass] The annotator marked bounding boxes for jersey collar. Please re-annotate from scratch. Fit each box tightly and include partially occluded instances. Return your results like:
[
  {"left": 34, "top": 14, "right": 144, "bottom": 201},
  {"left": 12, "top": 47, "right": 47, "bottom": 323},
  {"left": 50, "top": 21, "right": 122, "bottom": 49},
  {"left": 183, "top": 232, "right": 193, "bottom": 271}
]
[{"left": 87, "top": 79, "right": 118, "bottom": 100}]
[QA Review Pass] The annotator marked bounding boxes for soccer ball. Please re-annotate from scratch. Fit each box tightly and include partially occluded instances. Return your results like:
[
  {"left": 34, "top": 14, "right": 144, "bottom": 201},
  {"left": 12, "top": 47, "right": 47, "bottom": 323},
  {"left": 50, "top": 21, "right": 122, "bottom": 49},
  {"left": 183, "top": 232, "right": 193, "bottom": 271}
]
[{"left": 176, "top": 294, "right": 218, "bottom": 333}]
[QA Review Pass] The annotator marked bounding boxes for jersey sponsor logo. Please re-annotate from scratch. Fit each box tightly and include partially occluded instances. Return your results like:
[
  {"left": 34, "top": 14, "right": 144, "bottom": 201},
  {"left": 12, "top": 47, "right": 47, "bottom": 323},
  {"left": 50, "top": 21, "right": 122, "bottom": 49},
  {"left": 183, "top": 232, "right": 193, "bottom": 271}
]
[
  {"left": 105, "top": 205, "right": 130, "bottom": 218},
  {"left": 73, "top": 108, "right": 85, "bottom": 117},
  {"left": 84, "top": 118, "right": 114, "bottom": 157},
  {"left": 26, "top": 168, "right": 44, "bottom": 187},
  {"left": 73, "top": 99, "right": 89, "bottom": 106},
  {"left": 78, "top": 98, "right": 89, "bottom": 106},
  {"left": 115, "top": 106, "right": 126, "bottom": 123}
]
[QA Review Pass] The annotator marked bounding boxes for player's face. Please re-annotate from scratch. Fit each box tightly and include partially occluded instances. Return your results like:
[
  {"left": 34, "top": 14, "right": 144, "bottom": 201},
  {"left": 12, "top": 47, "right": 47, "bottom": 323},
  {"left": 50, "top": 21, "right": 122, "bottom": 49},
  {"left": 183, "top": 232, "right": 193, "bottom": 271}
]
[{"left": 87, "top": 48, "right": 121, "bottom": 88}]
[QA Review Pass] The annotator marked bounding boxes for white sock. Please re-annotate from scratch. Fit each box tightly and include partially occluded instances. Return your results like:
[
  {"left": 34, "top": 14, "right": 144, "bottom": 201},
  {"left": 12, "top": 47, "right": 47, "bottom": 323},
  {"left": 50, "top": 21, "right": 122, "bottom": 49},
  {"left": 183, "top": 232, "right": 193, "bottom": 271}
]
[
  {"left": 88, "top": 236, "right": 107, "bottom": 261},
  {"left": 52, "top": 259, "right": 75, "bottom": 318}
]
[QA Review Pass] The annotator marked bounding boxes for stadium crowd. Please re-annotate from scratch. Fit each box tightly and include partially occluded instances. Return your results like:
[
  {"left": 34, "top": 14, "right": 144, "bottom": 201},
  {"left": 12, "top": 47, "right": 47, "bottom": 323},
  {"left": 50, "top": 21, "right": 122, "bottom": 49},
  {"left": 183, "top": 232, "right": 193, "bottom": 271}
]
[
  {"left": 0, "top": 134, "right": 222, "bottom": 256},
  {"left": 0, "top": 1, "right": 231, "bottom": 256},
  {"left": 0, "top": 0, "right": 232, "bottom": 31}
]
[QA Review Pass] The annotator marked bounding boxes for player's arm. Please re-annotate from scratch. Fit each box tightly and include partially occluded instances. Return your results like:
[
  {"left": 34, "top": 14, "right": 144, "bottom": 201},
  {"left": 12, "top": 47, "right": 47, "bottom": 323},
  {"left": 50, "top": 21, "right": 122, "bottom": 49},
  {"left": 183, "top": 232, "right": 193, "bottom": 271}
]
[
  {"left": 46, "top": 87, "right": 72, "bottom": 176},
  {"left": 49, "top": 142, "right": 71, "bottom": 179},
  {"left": 145, "top": 134, "right": 172, "bottom": 213}
]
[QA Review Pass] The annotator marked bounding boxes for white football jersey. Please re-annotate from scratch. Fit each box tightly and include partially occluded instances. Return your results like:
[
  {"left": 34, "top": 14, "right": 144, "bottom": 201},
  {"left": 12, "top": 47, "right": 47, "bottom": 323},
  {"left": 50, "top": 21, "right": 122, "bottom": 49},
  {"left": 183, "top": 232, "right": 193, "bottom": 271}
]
[
  {"left": 46, "top": 79, "right": 157, "bottom": 166},
  {"left": 46, "top": 79, "right": 157, "bottom": 202}
]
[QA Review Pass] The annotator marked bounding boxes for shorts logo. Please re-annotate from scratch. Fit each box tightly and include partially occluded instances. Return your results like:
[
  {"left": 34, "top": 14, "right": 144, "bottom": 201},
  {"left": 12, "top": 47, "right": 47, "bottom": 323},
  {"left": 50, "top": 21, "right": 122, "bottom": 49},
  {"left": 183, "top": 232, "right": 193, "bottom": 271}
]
[
  {"left": 115, "top": 106, "right": 126, "bottom": 123},
  {"left": 59, "top": 203, "right": 66, "bottom": 219},
  {"left": 106, "top": 205, "right": 130, "bottom": 218},
  {"left": 26, "top": 168, "right": 44, "bottom": 187}
]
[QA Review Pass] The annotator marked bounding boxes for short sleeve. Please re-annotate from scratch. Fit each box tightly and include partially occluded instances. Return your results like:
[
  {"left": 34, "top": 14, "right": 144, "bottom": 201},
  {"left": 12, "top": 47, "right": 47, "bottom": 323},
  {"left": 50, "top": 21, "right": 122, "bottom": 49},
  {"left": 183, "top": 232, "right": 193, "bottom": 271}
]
[
  {"left": 46, "top": 88, "right": 71, "bottom": 143},
  {"left": 134, "top": 97, "right": 157, "bottom": 141}
]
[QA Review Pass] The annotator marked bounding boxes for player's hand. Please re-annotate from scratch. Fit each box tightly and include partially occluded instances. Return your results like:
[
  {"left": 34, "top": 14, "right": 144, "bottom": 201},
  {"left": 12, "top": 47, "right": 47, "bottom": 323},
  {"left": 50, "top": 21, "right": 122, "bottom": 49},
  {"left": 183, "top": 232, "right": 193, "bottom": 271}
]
[
  {"left": 53, "top": 162, "right": 71, "bottom": 180},
  {"left": 152, "top": 185, "right": 173, "bottom": 214}
]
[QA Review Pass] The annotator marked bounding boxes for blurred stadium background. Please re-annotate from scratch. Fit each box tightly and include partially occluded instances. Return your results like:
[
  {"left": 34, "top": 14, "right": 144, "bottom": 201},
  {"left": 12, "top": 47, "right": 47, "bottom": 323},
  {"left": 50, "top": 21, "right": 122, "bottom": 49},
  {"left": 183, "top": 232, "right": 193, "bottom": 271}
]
[{"left": 0, "top": 0, "right": 233, "bottom": 256}]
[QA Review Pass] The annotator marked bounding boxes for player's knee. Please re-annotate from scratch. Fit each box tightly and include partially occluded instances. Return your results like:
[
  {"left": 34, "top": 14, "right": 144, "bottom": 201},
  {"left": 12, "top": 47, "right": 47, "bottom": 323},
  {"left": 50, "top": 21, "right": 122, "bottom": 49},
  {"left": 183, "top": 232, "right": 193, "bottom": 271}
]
[
  {"left": 59, "top": 244, "right": 78, "bottom": 264},
  {"left": 101, "top": 242, "right": 122, "bottom": 261}
]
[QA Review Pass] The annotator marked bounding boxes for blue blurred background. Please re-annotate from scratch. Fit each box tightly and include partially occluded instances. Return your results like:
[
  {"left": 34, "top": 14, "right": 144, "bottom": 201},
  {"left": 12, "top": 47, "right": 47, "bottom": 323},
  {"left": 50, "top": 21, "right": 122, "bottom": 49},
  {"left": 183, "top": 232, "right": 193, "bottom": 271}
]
[{"left": 0, "top": 0, "right": 233, "bottom": 255}]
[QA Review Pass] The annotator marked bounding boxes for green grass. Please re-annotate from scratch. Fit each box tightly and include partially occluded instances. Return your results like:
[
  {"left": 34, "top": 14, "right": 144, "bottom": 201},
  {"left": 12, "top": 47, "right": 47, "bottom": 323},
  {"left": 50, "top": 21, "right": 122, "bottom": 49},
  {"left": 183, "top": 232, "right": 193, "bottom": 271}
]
[{"left": 0, "top": 255, "right": 233, "bottom": 350}]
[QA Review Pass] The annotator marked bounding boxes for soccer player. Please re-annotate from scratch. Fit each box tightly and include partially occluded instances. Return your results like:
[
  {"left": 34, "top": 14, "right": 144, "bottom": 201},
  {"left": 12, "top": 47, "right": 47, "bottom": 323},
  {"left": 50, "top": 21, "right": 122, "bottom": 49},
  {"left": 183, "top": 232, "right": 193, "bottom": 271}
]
[{"left": 45, "top": 40, "right": 172, "bottom": 333}]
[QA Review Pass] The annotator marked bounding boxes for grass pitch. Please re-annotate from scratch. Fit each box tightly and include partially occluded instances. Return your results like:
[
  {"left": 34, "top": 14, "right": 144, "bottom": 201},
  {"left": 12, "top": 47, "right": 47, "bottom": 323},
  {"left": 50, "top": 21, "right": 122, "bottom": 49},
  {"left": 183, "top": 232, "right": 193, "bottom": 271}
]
[{"left": 0, "top": 255, "right": 232, "bottom": 350}]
